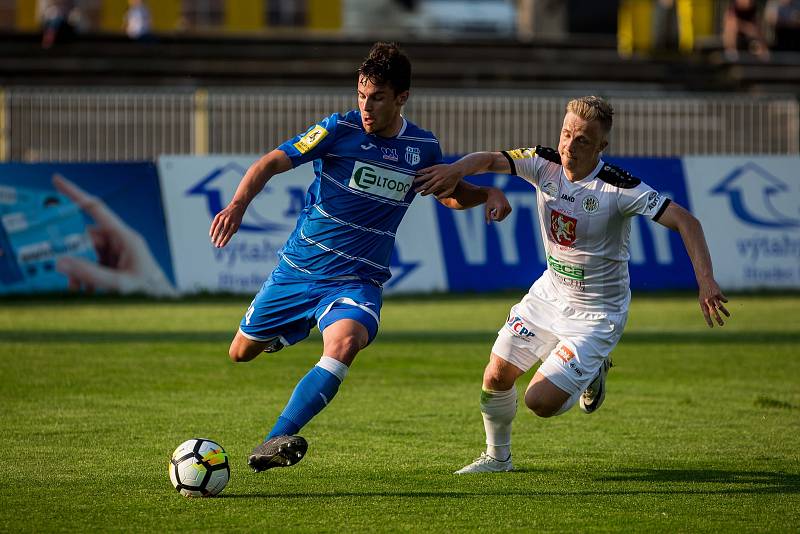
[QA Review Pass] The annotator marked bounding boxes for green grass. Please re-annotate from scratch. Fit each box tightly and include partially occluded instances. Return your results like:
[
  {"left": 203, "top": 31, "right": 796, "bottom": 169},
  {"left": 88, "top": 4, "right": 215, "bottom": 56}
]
[{"left": 1, "top": 293, "right": 798, "bottom": 533}]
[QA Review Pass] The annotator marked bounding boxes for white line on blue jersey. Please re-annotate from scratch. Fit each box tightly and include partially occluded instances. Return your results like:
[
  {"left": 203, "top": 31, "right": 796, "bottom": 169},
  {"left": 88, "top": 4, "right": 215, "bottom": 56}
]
[
  {"left": 313, "top": 205, "right": 397, "bottom": 237},
  {"left": 299, "top": 229, "right": 390, "bottom": 272}
]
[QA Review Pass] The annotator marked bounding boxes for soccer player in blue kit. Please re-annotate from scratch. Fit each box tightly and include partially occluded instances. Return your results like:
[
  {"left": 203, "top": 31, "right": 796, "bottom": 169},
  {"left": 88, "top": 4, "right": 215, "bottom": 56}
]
[{"left": 209, "top": 42, "right": 512, "bottom": 472}]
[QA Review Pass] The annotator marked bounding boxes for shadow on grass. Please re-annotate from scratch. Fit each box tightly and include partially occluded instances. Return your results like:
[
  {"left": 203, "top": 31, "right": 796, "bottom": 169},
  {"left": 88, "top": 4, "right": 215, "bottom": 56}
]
[
  {"left": 216, "top": 468, "right": 800, "bottom": 499},
  {"left": 1, "top": 330, "right": 799, "bottom": 345}
]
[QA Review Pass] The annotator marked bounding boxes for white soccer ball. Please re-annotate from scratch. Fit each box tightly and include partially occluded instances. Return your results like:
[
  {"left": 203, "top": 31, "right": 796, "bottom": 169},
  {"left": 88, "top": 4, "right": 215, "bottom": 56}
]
[{"left": 169, "top": 438, "right": 230, "bottom": 497}]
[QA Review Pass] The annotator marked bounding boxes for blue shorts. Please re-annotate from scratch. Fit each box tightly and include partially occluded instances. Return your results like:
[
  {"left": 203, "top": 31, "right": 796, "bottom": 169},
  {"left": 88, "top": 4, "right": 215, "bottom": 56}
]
[{"left": 238, "top": 272, "right": 382, "bottom": 349}]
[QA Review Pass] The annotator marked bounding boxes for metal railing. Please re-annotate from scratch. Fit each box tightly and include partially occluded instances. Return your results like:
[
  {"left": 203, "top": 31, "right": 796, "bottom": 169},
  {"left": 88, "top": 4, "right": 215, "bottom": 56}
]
[{"left": 3, "top": 87, "right": 798, "bottom": 161}]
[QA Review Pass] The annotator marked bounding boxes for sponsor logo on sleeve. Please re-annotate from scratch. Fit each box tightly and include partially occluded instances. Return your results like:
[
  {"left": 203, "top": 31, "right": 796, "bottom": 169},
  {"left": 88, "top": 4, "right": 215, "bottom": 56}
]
[
  {"left": 506, "top": 148, "right": 535, "bottom": 160},
  {"left": 549, "top": 210, "right": 577, "bottom": 246},
  {"left": 293, "top": 125, "right": 328, "bottom": 154},
  {"left": 349, "top": 161, "right": 414, "bottom": 200},
  {"left": 405, "top": 146, "right": 421, "bottom": 166},
  {"left": 646, "top": 191, "right": 661, "bottom": 211}
]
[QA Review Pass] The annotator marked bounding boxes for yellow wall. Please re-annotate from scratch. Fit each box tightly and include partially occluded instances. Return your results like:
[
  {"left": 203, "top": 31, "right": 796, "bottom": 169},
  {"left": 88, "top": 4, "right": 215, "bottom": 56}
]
[
  {"left": 307, "top": 0, "right": 341, "bottom": 31},
  {"left": 15, "top": 0, "right": 38, "bottom": 31},
  {"left": 101, "top": 0, "right": 128, "bottom": 32},
  {"left": 226, "top": 0, "right": 265, "bottom": 32},
  {"left": 149, "top": 0, "right": 181, "bottom": 32}
]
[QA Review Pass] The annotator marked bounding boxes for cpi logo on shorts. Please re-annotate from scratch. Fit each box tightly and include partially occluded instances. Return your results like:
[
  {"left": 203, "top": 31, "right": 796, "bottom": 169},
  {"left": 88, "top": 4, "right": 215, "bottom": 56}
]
[
  {"left": 349, "top": 161, "right": 413, "bottom": 201},
  {"left": 550, "top": 210, "right": 577, "bottom": 246},
  {"left": 506, "top": 314, "right": 535, "bottom": 340}
]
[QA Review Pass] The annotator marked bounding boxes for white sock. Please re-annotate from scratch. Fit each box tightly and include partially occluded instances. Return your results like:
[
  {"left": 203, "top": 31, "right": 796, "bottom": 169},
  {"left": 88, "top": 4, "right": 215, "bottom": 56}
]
[
  {"left": 480, "top": 386, "right": 517, "bottom": 461},
  {"left": 316, "top": 356, "right": 349, "bottom": 381}
]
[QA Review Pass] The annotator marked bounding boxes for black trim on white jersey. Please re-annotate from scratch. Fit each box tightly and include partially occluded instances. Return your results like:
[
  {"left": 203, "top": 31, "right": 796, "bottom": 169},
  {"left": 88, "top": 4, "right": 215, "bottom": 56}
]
[
  {"left": 653, "top": 198, "right": 671, "bottom": 222},
  {"left": 500, "top": 151, "right": 517, "bottom": 176},
  {"left": 597, "top": 163, "right": 641, "bottom": 189},
  {"left": 534, "top": 145, "right": 561, "bottom": 164}
]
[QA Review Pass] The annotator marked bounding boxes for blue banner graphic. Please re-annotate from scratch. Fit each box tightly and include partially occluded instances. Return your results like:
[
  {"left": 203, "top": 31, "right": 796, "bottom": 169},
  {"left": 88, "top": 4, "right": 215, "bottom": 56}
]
[{"left": 0, "top": 163, "right": 174, "bottom": 295}]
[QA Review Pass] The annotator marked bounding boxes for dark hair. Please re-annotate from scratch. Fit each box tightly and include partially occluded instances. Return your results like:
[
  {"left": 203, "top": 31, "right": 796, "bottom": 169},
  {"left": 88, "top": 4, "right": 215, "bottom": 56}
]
[{"left": 357, "top": 42, "right": 411, "bottom": 94}]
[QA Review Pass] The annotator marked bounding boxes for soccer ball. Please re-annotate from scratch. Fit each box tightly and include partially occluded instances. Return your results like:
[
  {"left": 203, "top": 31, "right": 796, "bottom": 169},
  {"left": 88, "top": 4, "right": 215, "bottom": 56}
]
[{"left": 169, "top": 438, "right": 230, "bottom": 497}]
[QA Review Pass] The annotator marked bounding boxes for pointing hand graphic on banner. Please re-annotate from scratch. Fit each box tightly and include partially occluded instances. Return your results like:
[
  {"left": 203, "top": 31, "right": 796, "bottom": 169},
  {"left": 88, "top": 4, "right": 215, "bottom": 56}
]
[{"left": 52, "top": 174, "right": 177, "bottom": 297}]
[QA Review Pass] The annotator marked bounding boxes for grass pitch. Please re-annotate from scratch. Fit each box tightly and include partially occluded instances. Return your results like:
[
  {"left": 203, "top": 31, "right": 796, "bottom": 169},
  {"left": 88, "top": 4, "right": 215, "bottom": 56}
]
[{"left": 1, "top": 293, "right": 798, "bottom": 533}]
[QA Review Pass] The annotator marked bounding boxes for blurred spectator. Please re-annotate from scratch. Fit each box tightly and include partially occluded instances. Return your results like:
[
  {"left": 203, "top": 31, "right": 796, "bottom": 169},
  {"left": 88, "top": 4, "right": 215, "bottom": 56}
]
[
  {"left": 124, "top": 0, "right": 153, "bottom": 41},
  {"left": 40, "top": 0, "right": 76, "bottom": 49},
  {"left": 723, "top": 0, "right": 771, "bottom": 61},
  {"left": 653, "top": 0, "right": 679, "bottom": 52},
  {"left": 766, "top": 0, "right": 800, "bottom": 51}
]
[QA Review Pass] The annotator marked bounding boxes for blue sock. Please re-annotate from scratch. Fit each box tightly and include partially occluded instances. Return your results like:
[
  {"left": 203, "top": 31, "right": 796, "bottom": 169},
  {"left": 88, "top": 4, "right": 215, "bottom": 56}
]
[{"left": 266, "top": 357, "right": 348, "bottom": 440}]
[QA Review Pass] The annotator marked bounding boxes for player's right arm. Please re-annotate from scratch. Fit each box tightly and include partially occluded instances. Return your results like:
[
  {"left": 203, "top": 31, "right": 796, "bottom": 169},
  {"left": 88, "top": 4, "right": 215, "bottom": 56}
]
[
  {"left": 414, "top": 152, "right": 511, "bottom": 199},
  {"left": 209, "top": 149, "right": 292, "bottom": 248}
]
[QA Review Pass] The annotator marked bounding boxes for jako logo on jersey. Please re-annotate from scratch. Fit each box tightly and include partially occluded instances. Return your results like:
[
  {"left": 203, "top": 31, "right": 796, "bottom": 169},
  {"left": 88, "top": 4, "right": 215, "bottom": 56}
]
[
  {"left": 405, "top": 146, "right": 421, "bottom": 166},
  {"left": 550, "top": 210, "right": 577, "bottom": 246},
  {"left": 349, "top": 161, "right": 413, "bottom": 200},
  {"left": 382, "top": 147, "right": 399, "bottom": 161},
  {"left": 506, "top": 315, "right": 535, "bottom": 339},
  {"left": 561, "top": 193, "right": 575, "bottom": 202},
  {"left": 293, "top": 125, "right": 328, "bottom": 154},
  {"left": 556, "top": 344, "right": 575, "bottom": 363},
  {"left": 361, "top": 143, "right": 376, "bottom": 151}
]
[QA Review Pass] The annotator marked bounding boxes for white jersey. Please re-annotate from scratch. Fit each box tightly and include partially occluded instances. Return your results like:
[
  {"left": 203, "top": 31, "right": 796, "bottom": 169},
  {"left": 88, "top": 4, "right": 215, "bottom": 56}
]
[{"left": 503, "top": 146, "right": 671, "bottom": 314}]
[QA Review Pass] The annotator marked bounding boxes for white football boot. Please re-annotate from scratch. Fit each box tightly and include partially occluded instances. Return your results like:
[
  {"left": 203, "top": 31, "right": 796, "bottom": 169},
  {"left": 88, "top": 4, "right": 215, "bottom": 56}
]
[
  {"left": 454, "top": 452, "right": 513, "bottom": 474},
  {"left": 579, "top": 357, "right": 612, "bottom": 414}
]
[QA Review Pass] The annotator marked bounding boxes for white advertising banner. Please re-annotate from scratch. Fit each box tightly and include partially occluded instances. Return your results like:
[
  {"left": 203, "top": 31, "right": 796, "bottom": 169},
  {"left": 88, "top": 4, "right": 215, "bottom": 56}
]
[
  {"left": 157, "top": 155, "right": 446, "bottom": 294},
  {"left": 683, "top": 156, "right": 800, "bottom": 290}
]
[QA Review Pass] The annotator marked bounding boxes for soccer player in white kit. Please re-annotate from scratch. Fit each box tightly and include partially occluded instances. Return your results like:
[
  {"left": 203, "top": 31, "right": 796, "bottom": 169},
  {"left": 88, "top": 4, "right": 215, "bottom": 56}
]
[{"left": 414, "top": 96, "right": 730, "bottom": 473}]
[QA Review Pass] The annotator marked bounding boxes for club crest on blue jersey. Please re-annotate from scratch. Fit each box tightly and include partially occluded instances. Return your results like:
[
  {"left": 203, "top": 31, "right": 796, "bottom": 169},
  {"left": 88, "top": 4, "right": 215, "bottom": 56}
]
[{"left": 405, "top": 146, "right": 421, "bottom": 166}]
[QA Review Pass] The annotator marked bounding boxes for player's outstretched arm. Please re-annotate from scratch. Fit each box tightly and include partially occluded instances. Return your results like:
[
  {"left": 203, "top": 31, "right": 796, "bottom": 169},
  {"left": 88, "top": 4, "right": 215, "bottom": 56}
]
[
  {"left": 656, "top": 202, "right": 730, "bottom": 327},
  {"left": 209, "top": 149, "right": 293, "bottom": 248},
  {"left": 438, "top": 182, "right": 512, "bottom": 223},
  {"left": 415, "top": 151, "right": 512, "bottom": 199}
]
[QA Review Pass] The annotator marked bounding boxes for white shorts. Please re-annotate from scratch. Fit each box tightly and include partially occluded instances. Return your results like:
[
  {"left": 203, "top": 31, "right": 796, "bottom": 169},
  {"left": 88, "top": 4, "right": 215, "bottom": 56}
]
[{"left": 491, "top": 279, "right": 627, "bottom": 397}]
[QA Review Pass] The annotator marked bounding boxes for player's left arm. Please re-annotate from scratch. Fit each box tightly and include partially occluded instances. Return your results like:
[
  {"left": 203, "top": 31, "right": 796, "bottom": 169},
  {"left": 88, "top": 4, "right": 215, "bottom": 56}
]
[
  {"left": 437, "top": 181, "right": 512, "bottom": 223},
  {"left": 655, "top": 202, "right": 730, "bottom": 327}
]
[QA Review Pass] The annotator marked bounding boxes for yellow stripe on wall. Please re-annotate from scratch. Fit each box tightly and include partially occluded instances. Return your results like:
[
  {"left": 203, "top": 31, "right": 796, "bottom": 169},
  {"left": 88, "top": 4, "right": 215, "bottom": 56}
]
[
  {"left": 16, "top": 0, "right": 38, "bottom": 31},
  {"left": 149, "top": 0, "right": 181, "bottom": 32},
  {"left": 101, "top": 0, "right": 128, "bottom": 33},
  {"left": 308, "top": 0, "right": 341, "bottom": 31},
  {"left": 226, "top": 0, "right": 264, "bottom": 31}
]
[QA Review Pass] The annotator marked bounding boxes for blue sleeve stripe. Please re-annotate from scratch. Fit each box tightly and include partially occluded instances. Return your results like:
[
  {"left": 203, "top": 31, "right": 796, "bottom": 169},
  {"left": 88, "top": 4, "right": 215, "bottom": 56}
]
[
  {"left": 321, "top": 172, "right": 411, "bottom": 207},
  {"left": 298, "top": 229, "right": 391, "bottom": 272},
  {"left": 313, "top": 205, "right": 397, "bottom": 237}
]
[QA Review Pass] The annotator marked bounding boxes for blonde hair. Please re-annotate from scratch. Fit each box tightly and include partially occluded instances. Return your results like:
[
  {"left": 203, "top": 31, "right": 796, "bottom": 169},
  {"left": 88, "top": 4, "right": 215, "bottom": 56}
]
[{"left": 566, "top": 96, "right": 613, "bottom": 133}]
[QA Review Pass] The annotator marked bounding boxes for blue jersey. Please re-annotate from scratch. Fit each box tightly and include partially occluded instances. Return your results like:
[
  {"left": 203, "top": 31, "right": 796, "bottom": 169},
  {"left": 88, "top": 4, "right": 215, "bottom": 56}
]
[{"left": 275, "top": 110, "right": 442, "bottom": 285}]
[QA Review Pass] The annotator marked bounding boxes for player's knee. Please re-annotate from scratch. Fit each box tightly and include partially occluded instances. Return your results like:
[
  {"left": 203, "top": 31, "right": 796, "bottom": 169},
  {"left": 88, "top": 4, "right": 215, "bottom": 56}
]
[
  {"left": 523, "top": 389, "right": 558, "bottom": 418},
  {"left": 324, "top": 333, "right": 363, "bottom": 361},
  {"left": 482, "top": 362, "right": 516, "bottom": 391}
]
